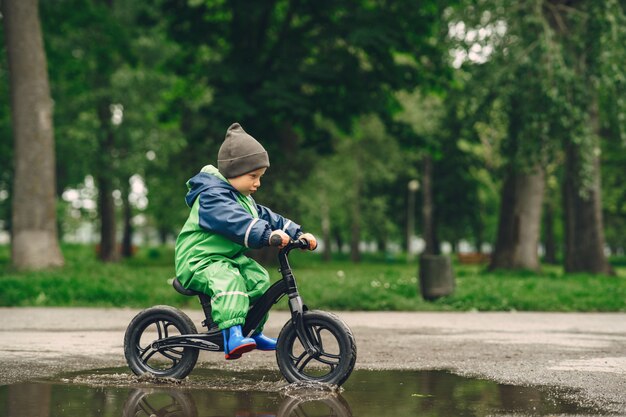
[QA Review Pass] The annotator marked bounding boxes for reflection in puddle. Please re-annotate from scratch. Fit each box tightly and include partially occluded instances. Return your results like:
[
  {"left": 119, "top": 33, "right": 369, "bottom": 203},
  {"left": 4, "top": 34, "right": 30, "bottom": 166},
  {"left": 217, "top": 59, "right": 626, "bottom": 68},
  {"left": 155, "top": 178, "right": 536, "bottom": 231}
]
[
  {"left": 124, "top": 389, "right": 196, "bottom": 417},
  {"left": 0, "top": 368, "right": 606, "bottom": 416},
  {"left": 123, "top": 387, "right": 351, "bottom": 417}
]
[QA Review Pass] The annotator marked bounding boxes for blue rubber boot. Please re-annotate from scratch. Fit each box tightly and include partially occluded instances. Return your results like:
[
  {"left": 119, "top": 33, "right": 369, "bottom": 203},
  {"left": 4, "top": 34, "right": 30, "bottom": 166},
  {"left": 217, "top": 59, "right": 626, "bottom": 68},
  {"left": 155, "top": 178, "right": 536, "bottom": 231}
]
[
  {"left": 251, "top": 333, "right": 277, "bottom": 351},
  {"left": 222, "top": 325, "right": 256, "bottom": 360}
]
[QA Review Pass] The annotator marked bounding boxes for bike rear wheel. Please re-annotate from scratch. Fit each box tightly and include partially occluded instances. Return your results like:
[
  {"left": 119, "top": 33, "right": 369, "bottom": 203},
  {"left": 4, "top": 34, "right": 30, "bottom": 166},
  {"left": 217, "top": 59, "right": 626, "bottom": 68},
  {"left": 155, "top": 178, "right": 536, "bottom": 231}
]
[
  {"left": 276, "top": 310, "right": 356, "bottom": 386},
  {"left": 124, "top": 305, "right": 199, "bottom": 379}
]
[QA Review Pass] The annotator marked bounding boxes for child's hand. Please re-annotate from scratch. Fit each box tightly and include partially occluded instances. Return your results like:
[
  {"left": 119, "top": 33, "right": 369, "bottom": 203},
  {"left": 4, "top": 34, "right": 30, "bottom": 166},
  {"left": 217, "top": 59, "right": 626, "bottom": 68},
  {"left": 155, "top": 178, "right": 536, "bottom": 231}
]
[
  {"left": 299, "top": 233, "right": 317, "bottom": 251},
  {"left": 269, "top": 230, "right": 290, "bottom": 248}
]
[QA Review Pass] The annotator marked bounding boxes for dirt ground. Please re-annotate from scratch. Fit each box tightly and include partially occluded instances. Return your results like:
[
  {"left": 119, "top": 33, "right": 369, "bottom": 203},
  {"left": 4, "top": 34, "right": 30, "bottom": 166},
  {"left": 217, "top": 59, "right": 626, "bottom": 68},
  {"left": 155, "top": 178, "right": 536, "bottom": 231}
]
[{"left": 0, "top": 308, "right": 624, "bottom": 414}]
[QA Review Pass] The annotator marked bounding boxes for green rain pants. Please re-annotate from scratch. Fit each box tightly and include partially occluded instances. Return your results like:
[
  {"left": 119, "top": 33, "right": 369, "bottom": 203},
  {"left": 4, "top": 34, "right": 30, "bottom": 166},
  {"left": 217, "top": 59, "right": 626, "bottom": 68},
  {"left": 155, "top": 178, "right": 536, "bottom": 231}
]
[{"left": 184, "top": 254, "right": 270, "bottom": 331}]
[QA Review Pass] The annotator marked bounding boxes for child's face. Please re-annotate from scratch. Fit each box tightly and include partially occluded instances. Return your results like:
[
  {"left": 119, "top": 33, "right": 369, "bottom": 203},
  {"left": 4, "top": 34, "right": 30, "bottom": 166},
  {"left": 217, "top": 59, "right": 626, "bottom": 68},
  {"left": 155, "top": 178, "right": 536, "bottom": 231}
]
[{"left": 228, "top": 167, "right": 267, "bottom": 196}]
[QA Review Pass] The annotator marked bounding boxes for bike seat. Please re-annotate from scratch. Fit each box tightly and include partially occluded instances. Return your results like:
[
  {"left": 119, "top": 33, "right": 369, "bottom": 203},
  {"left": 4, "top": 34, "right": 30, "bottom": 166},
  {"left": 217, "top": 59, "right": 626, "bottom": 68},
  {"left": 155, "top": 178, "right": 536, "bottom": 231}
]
[{"left": 172, "top": 277, "right": 204, "bottom": 297}]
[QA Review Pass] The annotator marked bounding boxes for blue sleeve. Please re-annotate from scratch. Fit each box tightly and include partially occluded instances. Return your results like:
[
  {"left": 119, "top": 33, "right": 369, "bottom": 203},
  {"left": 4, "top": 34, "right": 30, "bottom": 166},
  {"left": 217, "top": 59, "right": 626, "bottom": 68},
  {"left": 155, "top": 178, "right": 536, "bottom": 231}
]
[
  {"left": 197, "top": 189, "right": 271, "bottom": 249},
  {"left": 256, "top": 203, "right": 302, "bottom": 240}
]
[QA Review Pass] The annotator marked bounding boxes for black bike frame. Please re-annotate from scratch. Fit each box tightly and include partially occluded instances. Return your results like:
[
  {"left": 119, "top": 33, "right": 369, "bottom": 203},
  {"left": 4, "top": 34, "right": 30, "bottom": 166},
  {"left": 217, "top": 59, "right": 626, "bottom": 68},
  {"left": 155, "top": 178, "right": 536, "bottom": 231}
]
[{"left": 151, "top": 240, "right": 319, "bottom": 356}]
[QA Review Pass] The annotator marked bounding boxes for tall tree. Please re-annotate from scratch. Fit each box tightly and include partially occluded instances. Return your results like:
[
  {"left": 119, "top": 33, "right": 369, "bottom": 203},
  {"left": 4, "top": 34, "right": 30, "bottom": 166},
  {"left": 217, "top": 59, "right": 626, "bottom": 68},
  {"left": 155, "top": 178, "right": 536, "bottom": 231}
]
[
  {"left": 542, "top": 172, "right": 560, "bottom": 264},
  {"left": 450, "top": 0, "right": 622, "bottom": 273},
  {"left": 40, "top": 1, "right": 179, "bottom": 259},
  {"left": 481, "top": 5, "right": 553, "bottom": 271},
  {"left": 490, "top": 68, "right": 549, "bottom": 271},
  {"left": 2, "top": 0, "right": 64, "bottom": 269},
  {"left": 554, "top": 1, "right": 618, "bottom": 275},
  {"left": 93, "top": 0, "right": 128, "bottom": 261},
  {"left": 38, "top": 0, "right": 127, "bottom": 261},
  {"left": 395, "top": 90, "right": 446, "bottom": 256}
]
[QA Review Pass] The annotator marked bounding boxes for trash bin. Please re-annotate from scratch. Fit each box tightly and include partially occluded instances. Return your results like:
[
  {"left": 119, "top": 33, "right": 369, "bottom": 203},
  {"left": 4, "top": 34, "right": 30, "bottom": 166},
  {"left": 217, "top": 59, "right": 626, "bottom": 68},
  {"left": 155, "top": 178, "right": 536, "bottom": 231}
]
[{"left": 418, "top": 254, "right": 455, "bottom": 300}]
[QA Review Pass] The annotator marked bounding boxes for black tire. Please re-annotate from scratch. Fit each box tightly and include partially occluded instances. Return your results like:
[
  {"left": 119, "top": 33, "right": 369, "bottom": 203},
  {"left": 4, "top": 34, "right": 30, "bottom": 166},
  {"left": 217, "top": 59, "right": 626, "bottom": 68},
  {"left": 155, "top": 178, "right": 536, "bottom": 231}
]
[
  {"left": 124, "top": 305, "right": 199, "bottom": 379},
  {"left": 276, "top": 310, "right": 356, "bottom": 386},
  {"left": 122, "top": 388, "right": 197, "bottom": 417},
  {"left": 277, "top": 395, "right": 352, "bottom": 417}
]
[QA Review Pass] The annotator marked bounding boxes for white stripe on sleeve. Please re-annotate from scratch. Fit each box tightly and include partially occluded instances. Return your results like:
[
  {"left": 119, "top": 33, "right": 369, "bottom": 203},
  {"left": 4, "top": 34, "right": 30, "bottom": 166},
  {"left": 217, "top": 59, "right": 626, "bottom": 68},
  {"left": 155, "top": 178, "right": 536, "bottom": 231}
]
[{"left": 244, "top": 218, "right": 260, "bottom": 248}]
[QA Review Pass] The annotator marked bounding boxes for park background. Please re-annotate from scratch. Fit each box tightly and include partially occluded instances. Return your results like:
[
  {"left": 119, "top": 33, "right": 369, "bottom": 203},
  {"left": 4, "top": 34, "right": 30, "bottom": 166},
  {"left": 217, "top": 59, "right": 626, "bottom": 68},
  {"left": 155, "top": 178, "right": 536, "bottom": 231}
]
[{"left": 1, "top": 0, "right": 624, "bottom": 311}]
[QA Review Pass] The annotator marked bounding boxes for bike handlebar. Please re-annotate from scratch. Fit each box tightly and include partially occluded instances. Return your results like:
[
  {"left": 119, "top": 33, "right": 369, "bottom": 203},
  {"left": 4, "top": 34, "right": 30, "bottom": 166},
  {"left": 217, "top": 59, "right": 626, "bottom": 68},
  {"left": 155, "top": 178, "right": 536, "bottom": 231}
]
[
  {"left": 269, "top": 234, "right": 312, "bottom": 251},
  {"left": 289, "top": 238, "right": 311, "bottom": 250},
  {"left": 269, "top": 233, "right": 285, "bottom": 247}
]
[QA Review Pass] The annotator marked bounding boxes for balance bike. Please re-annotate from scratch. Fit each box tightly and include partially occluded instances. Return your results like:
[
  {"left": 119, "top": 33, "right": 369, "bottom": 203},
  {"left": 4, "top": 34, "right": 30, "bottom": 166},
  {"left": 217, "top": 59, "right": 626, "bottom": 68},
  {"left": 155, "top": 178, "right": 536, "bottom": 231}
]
[{"left": 123, "top": 238, "right": 357, "bottom": 386}]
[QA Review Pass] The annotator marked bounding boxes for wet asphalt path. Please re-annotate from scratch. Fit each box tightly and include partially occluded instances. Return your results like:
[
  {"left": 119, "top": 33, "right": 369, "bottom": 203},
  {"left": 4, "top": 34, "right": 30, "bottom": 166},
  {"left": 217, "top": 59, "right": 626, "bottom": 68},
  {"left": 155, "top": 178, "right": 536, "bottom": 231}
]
[{"left": 0, "top": 308, "right": 624, "bottom": 414}]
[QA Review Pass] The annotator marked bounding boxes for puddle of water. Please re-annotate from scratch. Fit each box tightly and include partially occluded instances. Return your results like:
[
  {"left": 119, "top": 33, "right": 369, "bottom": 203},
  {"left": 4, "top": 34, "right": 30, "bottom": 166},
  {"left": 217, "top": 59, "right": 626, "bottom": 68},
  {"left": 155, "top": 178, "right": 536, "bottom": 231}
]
[{"left": 0, "top": 368, "right": 605, "bottom": 417}]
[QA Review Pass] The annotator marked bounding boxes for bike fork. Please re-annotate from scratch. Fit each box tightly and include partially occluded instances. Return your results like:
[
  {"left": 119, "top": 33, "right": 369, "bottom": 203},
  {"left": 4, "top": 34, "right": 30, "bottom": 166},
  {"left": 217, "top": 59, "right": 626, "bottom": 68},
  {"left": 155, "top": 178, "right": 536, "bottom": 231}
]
[
  {"left": 278, "top": 245, "right": 320, "bottom": 357},
  {"left": 289, "top": 294, "right": 320, "bottom": 357}
]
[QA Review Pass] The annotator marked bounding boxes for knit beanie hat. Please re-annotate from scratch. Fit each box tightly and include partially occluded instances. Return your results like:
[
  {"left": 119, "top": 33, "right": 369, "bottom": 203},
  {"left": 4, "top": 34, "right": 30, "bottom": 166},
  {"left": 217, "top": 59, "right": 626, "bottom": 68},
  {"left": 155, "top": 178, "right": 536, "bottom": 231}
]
[{"left": 217, "top": 123, "right": 270, "bottom": 178}]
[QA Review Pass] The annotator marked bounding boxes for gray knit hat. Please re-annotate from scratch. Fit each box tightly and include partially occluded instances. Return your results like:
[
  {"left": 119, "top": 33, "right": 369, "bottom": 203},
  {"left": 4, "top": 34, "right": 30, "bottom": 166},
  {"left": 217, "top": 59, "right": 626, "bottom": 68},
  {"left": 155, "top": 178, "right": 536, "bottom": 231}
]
[{"left": 217, "top": 123, "right": 270, "bottom": 178}]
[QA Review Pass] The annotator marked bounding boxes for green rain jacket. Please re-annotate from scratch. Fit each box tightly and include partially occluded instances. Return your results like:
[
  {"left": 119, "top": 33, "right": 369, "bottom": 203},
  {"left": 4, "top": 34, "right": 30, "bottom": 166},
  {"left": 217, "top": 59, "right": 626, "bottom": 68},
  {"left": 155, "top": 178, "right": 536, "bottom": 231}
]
[{"left": 175, "top": 165, "right": 301, "bottom": 288}]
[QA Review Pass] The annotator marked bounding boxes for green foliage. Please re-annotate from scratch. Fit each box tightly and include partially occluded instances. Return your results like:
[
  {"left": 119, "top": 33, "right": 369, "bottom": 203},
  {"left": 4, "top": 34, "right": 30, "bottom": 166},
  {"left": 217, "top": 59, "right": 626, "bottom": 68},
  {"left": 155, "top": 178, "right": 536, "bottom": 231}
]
[
  {"left": 42, "top": 0, "right": 129, "bottom": 187},
  {"left": 2, "top": 0, "right": 625, "bottom": 270},
  {"left": 150, "top": 0, "right": 452, "bottom": 218},
  {"left": 35, "top": 1, "right": 190, "bottom": 240},
  {"left": 298, "top": 115, "right": 404, "bottom": 245},
  {"left": 449, "top": 0, "right": 626, "bottom": 169},
  {"left": 0, "top": 245, "right": 624, "bottom": 311}
]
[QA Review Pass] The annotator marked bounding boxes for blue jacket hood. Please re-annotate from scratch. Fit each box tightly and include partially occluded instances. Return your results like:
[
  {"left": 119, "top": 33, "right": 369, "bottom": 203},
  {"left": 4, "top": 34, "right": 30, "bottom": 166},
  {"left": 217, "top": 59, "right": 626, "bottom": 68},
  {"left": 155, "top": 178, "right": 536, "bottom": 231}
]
[{"left": 185, "top": 166, "right": 235, "bottom": 208}]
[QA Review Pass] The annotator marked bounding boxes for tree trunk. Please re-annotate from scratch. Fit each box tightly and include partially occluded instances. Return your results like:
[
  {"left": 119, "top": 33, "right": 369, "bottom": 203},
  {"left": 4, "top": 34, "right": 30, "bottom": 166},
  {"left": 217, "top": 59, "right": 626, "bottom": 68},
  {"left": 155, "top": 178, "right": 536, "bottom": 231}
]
[
  {"left": 97, "top": 174, "right": 119, "bottom": 261},
  {"left": 406, "top": 180, "right": 417, "bottom": 255},
  {"left": 158, "top": 228, "right": 169, "bottom": 245},
  {"left": 473, "top": 224, "right": 484, "bottom": 254},
  {"left": 320, "top": 193, "right": 332, "bottom": 262},
  {"left": 543, "top": 200, "right": 557, "bottom": 264},
  {"left": 333, "top": 229, "right": 344, "bottom": 254},
  {"left": 96, "top": 100, "right": 120, "bottom": 262},
  {"left": 489, "top": 166, "right": 545, "bottom": 271},
  {"left": 562, "top": 100, "right": 614, "bottom": 275},
  {"left": 121, "top": 185, "right": 134, "bottom": 258},
  {"left": 350, "top": 178, "right": 361, "bottom": 263},
  {"left": 421, "top": 155, "right": 439, "bottom": 255},
  {"left": 377, "top": 236, "right": 387, "bottom": 253},
  {"left": 547, "top": 2, "right": 614, "bottom": 276},
  {"left": 3, "top": 0, "right": 64, "bottom": 270}
]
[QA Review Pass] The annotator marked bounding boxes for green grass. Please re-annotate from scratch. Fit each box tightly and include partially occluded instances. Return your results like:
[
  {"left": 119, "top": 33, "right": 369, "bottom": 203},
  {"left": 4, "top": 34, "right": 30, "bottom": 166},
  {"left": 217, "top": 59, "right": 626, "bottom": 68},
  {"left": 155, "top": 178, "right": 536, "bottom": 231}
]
[{"left": 0, "top": 245, "right": 624, "bottom": 311}]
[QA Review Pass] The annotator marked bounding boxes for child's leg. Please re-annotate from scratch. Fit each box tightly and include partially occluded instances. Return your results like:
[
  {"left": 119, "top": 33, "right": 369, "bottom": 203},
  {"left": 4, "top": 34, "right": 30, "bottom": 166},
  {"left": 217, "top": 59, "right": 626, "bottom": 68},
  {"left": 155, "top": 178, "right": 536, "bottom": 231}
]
[
  {"left": 191, "top": 260, "right": 250, "bottom": 330},
  {"left": 237, "top": 255, "right": 271, "bottom": 329},
  {"left": 237, "top": 256, "right": 276, "bottom": 350},
  {"left": 237, "top": 255, "right": 271, "bottom": 302},
  {"left": 192, "top": 260, "right": 257, "bottom": 359}
]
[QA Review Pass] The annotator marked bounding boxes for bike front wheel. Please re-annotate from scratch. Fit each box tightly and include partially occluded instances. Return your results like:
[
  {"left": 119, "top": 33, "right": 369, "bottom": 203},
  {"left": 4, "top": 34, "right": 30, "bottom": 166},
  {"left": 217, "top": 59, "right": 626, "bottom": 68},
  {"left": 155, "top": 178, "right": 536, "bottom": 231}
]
[
  {"left": 276, "top": 310, "right": 356, "bottom": 386},
  {"left": 124, "top": 305, "right": 199, "bottom": 379}
]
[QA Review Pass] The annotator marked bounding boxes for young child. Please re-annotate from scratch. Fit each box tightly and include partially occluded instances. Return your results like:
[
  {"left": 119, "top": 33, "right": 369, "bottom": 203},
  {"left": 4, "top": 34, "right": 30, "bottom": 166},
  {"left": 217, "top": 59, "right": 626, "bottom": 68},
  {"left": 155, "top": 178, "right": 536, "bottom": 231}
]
[{"left": 175, "top": 122, "right": 317, "bottom": 360}]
